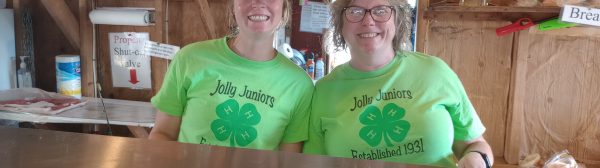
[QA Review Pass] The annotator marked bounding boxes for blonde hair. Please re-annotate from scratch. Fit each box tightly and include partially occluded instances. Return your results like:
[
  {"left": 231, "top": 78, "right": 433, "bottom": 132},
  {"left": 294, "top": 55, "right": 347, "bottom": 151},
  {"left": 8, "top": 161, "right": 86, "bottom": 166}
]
[
  {"left": 327, "top": 0, "right": 413, "bottom": 52},
  {"left": 227, "top": 0, "right": 291, "bottom": 36}
]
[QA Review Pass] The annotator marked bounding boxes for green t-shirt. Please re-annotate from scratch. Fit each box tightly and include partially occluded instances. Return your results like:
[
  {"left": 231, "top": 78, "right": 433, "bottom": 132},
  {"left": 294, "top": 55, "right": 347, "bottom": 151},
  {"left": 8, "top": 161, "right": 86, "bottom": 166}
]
[
  {"left": 151, "top": 37, "right": 314, "bottom": 150},
  {"left": 303, "top": 52, "right": 485, "bottom": 167}
]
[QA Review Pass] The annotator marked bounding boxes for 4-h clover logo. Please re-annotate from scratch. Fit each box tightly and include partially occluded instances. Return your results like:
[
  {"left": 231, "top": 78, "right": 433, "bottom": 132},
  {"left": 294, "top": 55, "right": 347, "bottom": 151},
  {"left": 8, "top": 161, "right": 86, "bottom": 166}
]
[
  {"left": 211, "top": 99, "right": 261, "bottom": 147},
  {"left": 359, "top": 103, "right": 410, "bottom": 147}
]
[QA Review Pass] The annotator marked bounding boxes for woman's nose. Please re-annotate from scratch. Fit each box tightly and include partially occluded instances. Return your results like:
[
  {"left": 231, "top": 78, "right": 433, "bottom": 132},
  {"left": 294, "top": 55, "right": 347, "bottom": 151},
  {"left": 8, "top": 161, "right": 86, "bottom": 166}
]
[
  {"left": 251, "top": 0, "right": 267, "bottom": 8},
  {"left": 361, "top": 12, "right": 376, "bottom": 26}
]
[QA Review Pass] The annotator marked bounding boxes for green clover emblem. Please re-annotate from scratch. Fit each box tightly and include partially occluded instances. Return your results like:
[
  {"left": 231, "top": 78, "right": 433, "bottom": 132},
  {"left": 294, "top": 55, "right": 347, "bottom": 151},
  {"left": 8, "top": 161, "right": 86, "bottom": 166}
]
[
  {"left": 359, "top": 103, "right": 410, "bottom": 147},
  {"left": 211, "top": 99, "right": 261, "bottom": 147}
]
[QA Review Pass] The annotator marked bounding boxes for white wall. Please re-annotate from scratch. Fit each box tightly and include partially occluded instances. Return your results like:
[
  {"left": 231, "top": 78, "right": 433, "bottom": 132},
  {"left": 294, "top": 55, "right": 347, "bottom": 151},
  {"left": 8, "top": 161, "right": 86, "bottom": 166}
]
[{"left": 0, "top": 9, "right": 15, "bottom": 90}]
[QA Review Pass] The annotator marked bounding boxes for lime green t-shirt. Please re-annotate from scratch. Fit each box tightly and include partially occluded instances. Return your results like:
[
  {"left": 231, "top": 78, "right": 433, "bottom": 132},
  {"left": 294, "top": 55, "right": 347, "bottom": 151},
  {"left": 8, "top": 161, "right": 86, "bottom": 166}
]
[
  {"left": 151, "top": 37, "right": 314, "bottom": 150},
  {"left": 303, "top": 52, "right": 485, "bottom": 167}
]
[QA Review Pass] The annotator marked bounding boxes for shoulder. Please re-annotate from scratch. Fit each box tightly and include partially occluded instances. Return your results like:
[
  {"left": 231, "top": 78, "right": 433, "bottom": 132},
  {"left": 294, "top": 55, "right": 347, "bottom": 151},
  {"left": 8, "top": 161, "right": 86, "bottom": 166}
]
[
  {"left": 178, "top": 38, "right": 224, "bottom": 55},
  {"left": 401, "top": 51, "right": 454, "bottom": 75},
  {"left": 171, "top": 37, "right": 226, "bottom": 62},
  {"left": 313, "top": 62, "right": 348, "bottom": 89}
]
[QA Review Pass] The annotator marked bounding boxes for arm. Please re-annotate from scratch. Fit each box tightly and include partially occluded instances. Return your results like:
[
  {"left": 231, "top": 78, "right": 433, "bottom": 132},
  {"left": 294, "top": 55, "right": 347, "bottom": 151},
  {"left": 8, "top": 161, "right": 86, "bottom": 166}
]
[
  {"left": 148, "top": 111, "right": 182, "bottom": 141},
  {"left": 279, "top": 142, "right": 303, "bottom": 153},
  {"left": 453, "top": 136, "right": 494, "bottom": 168}
]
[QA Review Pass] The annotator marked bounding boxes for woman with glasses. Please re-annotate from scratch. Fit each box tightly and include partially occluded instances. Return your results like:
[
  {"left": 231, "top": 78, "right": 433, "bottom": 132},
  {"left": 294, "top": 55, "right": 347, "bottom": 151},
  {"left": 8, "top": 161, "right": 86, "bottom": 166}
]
[
  {"left": 303, "top": 0, "right": 494, "bottom": 167},
  {"left": 149, "top": 0, "right": 313, "bottom": 153}
]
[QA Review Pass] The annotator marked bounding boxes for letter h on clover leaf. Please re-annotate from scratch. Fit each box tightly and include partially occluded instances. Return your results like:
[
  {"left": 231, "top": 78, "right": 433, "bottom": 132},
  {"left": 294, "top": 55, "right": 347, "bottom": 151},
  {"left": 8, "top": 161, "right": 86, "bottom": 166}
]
[
  {"left": 211, "top": 99, "right": 261, "bottom": 147},
  {"left": 359, "top": 103, "right": 410, "bottom": 147}
]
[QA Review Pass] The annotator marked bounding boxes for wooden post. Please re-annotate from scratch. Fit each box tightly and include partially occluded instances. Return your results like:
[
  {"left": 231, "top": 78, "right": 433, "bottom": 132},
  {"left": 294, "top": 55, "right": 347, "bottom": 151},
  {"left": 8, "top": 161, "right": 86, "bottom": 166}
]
[
  {"left": 40, "top": 0, "right": 80, "bottom": 50},
  {"left": 195, "top": 0, "right": 217, "bottom": 39},
  {"left": 12, "top": 0, "right": 22, "bottom": 61},
  {"left": 79, "top": 0, "right": 94, "bottom": 97},
  {"left": 504, "top": 30, "right": 529, "bottom": 164},
  {"left": 151, "top": 0, "right": 169, "bottom": 96},
  {"left": 416, "top": 0, "right": 430, "bottom": 52}
]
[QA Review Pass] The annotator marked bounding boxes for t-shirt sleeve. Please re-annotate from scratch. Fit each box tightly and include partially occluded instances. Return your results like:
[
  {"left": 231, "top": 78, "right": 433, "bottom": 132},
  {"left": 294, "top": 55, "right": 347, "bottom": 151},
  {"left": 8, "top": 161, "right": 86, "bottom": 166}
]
[
  {"left": 280, "top": 82, "right": 314, "bottom": 144},
  {"left": 438, "top": 59, "right": 486, "bottom": 141},
  {"left": 150, "top": 53, "right": 188, "bottom": 117}
]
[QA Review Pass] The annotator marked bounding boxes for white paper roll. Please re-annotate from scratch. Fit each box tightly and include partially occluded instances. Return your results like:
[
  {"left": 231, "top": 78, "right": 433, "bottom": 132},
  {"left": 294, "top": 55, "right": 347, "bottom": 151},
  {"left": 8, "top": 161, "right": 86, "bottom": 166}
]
[
  {"left": 89, "top": 9, "right": 152, "bottom": 26},
  {"left": 278, "top": 43, "right": 294, "bottom": 59}
]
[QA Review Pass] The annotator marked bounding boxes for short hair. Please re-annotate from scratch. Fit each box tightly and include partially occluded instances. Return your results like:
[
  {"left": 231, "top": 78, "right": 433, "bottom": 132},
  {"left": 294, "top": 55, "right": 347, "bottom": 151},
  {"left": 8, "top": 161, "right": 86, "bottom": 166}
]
[{"left": 327, "top": 0, "right": 413, "bottom": 52}]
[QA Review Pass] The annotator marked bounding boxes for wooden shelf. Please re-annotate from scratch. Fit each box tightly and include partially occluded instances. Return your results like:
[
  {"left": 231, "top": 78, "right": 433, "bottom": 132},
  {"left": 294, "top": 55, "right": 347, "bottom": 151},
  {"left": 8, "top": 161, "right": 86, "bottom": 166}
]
[
  {"left": 424, "top": 6, "right": 562, "bottom": 20},
  {"left": 427, "top": 6, "right": 562, "bottom": 13}
]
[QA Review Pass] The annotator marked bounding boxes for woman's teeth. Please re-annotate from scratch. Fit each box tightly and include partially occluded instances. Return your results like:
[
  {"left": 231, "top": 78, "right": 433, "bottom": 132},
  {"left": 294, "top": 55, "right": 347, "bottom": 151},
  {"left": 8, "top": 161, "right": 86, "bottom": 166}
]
[
  {"left": 249, "top": 15, "right": 269, "bottom": 21},
  {"left": 359, "top": 33, "right": 378, "bottom": 38}
]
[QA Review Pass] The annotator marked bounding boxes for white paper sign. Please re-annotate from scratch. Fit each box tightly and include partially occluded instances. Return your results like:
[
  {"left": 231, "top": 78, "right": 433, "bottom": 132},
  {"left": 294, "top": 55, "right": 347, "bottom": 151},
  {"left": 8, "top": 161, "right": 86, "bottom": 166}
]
[
  {"left": 300, "top": 1, "right": 330, "bottom": 34},
  {"left": 560, "top": 5, "right": 600, "bottom": 27},
  {"left": 144, "top": 41, "right": 180, "bottom": 60},
  {"left": 109, "top": 32, "right": 152, "bottom": 89}
]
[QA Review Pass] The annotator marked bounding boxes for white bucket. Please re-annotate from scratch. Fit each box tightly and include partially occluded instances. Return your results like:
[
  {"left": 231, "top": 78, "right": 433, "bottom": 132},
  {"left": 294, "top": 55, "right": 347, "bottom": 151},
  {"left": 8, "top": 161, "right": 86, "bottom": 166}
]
[{"left": 56, "top": 55, "right": 81, "bottom": 98}]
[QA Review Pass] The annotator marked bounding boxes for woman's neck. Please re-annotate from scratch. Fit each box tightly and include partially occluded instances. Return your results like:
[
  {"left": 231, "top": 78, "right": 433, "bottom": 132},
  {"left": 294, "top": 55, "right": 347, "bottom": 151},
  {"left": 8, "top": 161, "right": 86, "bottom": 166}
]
[
  {"left": 349, "top": 47, "right": 396, "bottom": 72},
  {"left": 229, "top": 33, "right": 276, "bottom": 61}
]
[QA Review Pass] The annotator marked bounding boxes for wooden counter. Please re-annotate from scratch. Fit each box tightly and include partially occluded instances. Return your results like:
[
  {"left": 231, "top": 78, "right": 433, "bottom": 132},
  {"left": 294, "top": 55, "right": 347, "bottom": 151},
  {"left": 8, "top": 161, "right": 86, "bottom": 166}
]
[{"left": 0, "top": 126, "right": 437, "bottom": 168}]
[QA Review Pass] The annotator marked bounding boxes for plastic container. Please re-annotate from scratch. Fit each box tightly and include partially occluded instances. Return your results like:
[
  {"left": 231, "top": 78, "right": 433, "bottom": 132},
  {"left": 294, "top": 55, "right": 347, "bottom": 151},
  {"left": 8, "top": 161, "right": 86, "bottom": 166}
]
[
  {"left": 291, "top": 49, "right": 306, "bottom": 69},
  {"left": 56, "top": 55, "right": 81, "bottom": 98},
  {"left": 315, "top": 57, "right": 325, "bottom": 80},
  {"left": 306, "top": 58, "right": 315, "bottom": 79},
  {"left": 17, "top": 56, "right": 32, "bottom": 88}
]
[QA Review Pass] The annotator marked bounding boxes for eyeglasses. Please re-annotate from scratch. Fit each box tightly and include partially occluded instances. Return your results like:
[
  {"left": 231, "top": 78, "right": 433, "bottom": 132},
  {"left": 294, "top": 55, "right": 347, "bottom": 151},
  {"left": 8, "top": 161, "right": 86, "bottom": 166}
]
[{"left": 343, "top": 5, "right": 395, "bottom": 23}]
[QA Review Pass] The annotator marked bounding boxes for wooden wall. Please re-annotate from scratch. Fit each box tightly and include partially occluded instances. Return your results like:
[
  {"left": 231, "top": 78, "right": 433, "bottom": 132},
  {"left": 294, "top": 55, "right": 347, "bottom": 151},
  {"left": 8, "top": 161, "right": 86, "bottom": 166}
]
[
  {"left": 13, "top": 0, "right": 228, "bottom": 101},
  {"left": 12, "top": 0, "right": 80, "bottom": 93},
  {"left": 418, "top": 0, "right": 600, "bottom": 166},
  {"left": 13, "top": 0, "right": 600, "bottom": 166},
  {"left": 521, "top": 30, "right": 600, "bottom": 165},
  {"left": 424, "top": 19, "right": 513, "bottom": 158}
]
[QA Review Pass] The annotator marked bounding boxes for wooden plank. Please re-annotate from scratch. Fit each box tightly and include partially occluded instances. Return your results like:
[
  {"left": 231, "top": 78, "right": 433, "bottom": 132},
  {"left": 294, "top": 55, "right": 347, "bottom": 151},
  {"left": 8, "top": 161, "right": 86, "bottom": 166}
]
[
  {"left": 195, "top": 0, "right": 217, "bottom": 39},
  {"left": 79, "top": 0, "right": 95, "bottom": 97},
  {"left": 40, "top": 0, "right": 80, "bottom": 50},
  {"left": 529, "top": 26, "right": 600, "bottom": 37},
  {"left": 428, "top": 6, "right": 561, "bottom": 13},
  {"left": 425, "top": 11, "right": 559, "bottom": 21},
  {"left": 151, "top": 0, "right": 168, "bottom": 96},
  {"left": 12, "top": 0, "right": 22, "bottom": 65},
  {"left": 425, "top": 19, "right": 513, "bottom": 157},
  {"left": 504, "top": 30, "right": 529, "bottom": 164},
  {"left": 127, "top": 126, "right": 150, "bottom": 138},
  {"left": 415, "top": 0, "right": 430, "bottom": 52},
  {"left": 32, "top": 0, "right": 80, "bottom": 92},
  {"left": 521, "top": 34, "right": 600, "bottom": 166}
]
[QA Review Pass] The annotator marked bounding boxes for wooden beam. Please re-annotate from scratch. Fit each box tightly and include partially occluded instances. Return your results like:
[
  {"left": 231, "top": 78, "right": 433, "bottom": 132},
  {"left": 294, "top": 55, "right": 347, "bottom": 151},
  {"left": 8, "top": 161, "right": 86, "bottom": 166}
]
[
  {"left": 12, "top": 0, "right": 23, "bottom": 62},
  {"left": 504, "top": 29, "right": 530, "bottom": 164},
  {"left": 40, "top": 0, "right": 80, "bottom": 50},
  {"left": 127, "top": 126, "right": 150, "bottom": 138},
  {"left": 79, "top": 0, "right": 94, "bottom": 97},
  {"left": 416, "top": 0, "right": 430, "bottom": 52},
  {"left": 195, "top": 0, "right": 217, "bottom": 39},
  {"left": 151, "top": 0, "right": 169, "bottom": 96},
  {"left": 428, "top": 6, "right": 561, "bottom": 13}
]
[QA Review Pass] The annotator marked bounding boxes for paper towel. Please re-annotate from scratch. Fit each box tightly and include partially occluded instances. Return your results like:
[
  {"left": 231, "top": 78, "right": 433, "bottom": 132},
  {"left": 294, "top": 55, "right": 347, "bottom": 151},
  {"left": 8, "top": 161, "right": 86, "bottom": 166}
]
[
  {"left": 0, "top": 9, "right": 15, "bottom": 90},
  {"left": 89, "top": 9, "right": 153, "bottom": 26},
  {"left": 277, "top": 43, "right": 294, "bottom": 59}
]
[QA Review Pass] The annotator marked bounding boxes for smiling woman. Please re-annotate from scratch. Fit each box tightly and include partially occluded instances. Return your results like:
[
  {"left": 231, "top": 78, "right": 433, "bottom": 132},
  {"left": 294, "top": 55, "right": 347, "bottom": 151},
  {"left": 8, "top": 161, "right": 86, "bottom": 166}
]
[
  {"left": 149, "top": 0, "right": 314, "bottom": 154},
  {"left": 304, "top": 0, "right": 494, "bottom": 167},
  {"left": 325, "top": 0, "right": 416, "bottom": 68}
]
